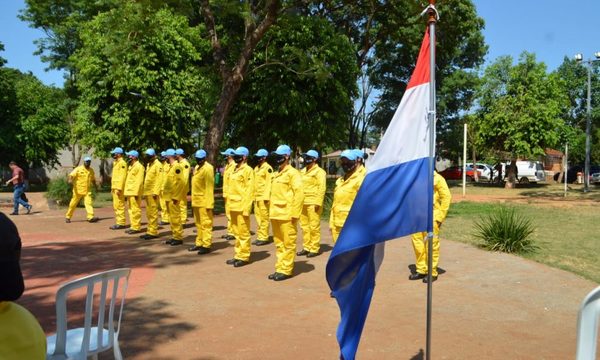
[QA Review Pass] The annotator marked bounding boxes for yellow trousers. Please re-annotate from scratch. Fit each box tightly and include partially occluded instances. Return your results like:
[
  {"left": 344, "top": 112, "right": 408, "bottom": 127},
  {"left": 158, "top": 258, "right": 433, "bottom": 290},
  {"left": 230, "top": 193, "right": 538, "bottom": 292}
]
[
  {"left": 411, "top": 222, "right": 440, "bottom": 277},
  {"left": 331, "top": 225, "right": 343, "bottom": 244},
  {"left": 193, "top": 207, "right": 213, "bottom": 248},
  {"left": 231, "top": 211, "right": 251, "bottom": 262},
  {"left": 254, "top": 200, "right": 270, "bottom": 241},
  {"left": 180, "top": 198, "right": 188, "bottom": 223},
  {"left": 167, "top": 201, "right": 183, "bottom": 240},
  {"left": 127, "top": 196, "right": 142, "bottom": 231},
  {"left": 225, "top": 199, "right": 233, "bottom": 236},
  {"left": 300, "top": 205, "right": 322, "bottom": 253},
  {"left": 112, "top": 190, "right": 126, "bottom": 225},
  {"left": 271, "top": 218, "right": 298, "bottom": 276},
  {"left": 145, "top": 195, "right": 159, "bottom": 236},
  {"left": 159, "top": 195, "right": 169, "bottom": 223},
  {"left": 65, "top": 193, "right": 94, "bottom": 220}
]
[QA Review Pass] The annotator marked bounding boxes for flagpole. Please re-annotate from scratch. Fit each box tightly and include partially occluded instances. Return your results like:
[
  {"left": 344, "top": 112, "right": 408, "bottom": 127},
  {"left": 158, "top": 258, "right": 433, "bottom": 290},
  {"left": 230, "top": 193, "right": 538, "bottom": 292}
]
[{"left": 425, "top": 1, "right": 438, "bottom": 360}]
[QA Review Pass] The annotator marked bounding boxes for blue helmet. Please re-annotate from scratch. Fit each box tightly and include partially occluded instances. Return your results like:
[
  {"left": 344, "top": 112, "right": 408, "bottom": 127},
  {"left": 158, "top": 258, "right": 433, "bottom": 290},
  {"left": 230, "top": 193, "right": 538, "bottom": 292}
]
[
  {"left": 234, "top": 146, "right": 249, "bottom": 156},
  {"left": 83, "top": 156, "right": 92, "bottom": 162},
  {"left": 110, "top": 147, "right": 124, "bottom": 155},
  {"left": 195, "top": 149, "right": 207, "bottom": 159},
  {"left": 340, "top": 149, "right": 357, "bottom": 161},
  {"left": 220, "top": 148, "right": 235, "bottom": 156},
  {"left": 274, "top": 145, "right": 291, "bottom": 156},
  {"left": 165, "top": 148, "right": 176, "bottom": 157},
  {"left": 126, "top": 150, "right": 139, "bottom": 158},
  {"left": 303, "top": 149, "right": 319, "bottom": 159},
  {"left": 175, "top": 148, "right": 185, "bottom": 156},
  {"left": 352, "top": 149, "right": 365, "bottom": 159},
  {"left": 145, "top": 148, "right": 156, "bottom": 156},
  {"left": 254, "top": 149, "right": 269, "bottom": 157}
]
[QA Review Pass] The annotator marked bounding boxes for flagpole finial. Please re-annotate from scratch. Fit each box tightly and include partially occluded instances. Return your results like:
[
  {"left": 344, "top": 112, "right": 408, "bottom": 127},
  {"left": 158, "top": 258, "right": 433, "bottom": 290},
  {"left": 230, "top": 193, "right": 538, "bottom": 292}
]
[{"left": 428, "top": 1, "right": 438, "bottom": 24}]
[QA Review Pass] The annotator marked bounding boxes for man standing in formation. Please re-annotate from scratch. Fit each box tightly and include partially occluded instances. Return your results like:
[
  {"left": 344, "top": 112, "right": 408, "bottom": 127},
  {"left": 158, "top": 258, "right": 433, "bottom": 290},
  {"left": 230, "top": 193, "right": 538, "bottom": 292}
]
[
  {"left": 221, "top": 148, "right": 236, "bottom": 241},
  {"left": 225, "top": 147, "right": 254, "bottom": 267},
  {"left": 268, "top": 145, "right": 304, "bottom": 281},
  {"left": 176, "top": 148, "right": 190, "bottom": 223},
  {"left": 5, "top": 161, "right": 32, "bottom": 215},
  {"left": 159, "top": 151, "right": 170, "bottom": 225},
  {"left": 163, "top": 149, "right": 186, "bottom": 246},
  {"left": 297, "top": 150, "right": 326, "bottom": 258},
  {"left": 109, "top": 147, "right": 127, "bottom": 230},
  {"left": 141, "top": 148, "right": 162, "bottom": 240},
  {"left": 189, "top": 150, "right": 214, "bottom": 255},
  {"left": 409, "top": 171, "right": 451, "bottom": 283},
  {"left": 65, "top": 157, "right": 98, "bottom": 223},
  {"left": 124, "top": 151, "right": 145, "bottom": 234},
  {"left": 253, "top": 149, "right": 272, "bottom": 246},
  {"left": 329, "top": 150, "right": 365, "bottom": 243}
]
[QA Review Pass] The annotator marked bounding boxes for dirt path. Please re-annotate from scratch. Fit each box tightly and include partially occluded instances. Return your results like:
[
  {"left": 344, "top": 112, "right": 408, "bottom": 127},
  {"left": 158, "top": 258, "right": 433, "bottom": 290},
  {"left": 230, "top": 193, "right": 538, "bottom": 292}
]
[{"left": 8, "top": 205, "right": 598, "bottom": 359}]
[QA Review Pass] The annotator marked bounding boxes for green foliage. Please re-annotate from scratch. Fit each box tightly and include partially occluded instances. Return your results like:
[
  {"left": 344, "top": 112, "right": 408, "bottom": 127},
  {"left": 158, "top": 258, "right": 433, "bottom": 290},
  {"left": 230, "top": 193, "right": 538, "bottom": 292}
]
[
  {"left": 473, "top": 206, "right": 537, "bottom": 253},
  {"left": 45, "top": 177, "right": 71, "bottom": 206},
  {"left": 228, "top": 15, "right": 358, "bottom": 151},
  {"left": 474, "top": 52, "right": 570, "bottom": 158},
  {"left": 73, "top": 3, "right": 213, "bottom": 154}
]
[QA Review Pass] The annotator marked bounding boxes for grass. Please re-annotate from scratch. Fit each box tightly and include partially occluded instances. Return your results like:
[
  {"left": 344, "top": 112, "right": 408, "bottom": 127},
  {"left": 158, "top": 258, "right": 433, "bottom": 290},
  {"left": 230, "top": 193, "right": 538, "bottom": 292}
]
[
  {"left": 447, "top": 181, "right": 600, "bottom": 201},
  {"left": 443, "top": 201, "right": 600, "bottom": 283}
]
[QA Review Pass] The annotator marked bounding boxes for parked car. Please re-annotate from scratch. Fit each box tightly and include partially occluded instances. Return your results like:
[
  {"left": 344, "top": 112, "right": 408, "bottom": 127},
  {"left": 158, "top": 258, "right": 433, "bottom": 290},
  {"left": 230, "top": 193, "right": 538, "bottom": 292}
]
[
  {"left": 466, "top": 163, "right": 494, "bottom": 181},
  {"left": 512, "top": 161, "right": 546, "bottom": 183},
  {"left": 592, "top": 172, "right": 600, "bottom": 184},
  {"left": 439, "top": 166, "right": 480, "bottom": 181},
  {"left": 553, "top": 165, "right": 600, "bottom": 183}
]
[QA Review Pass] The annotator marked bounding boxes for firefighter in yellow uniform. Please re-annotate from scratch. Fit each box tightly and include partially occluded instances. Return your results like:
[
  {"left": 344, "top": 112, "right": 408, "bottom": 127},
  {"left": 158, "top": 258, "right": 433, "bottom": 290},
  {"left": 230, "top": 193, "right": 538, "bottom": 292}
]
[
  {"left": 141, "top": 148, "right": 162, "bottom": 240},
  {"left": 297, "top": 149, "right": 326, "bottom": 257},
  {"left": 65, "top": 156, "right": 98, "bottom": 223},
  {"left": 109, "top": 147, "right": 128, "bottom": 230},
  {"left": 163, "top": 149, "right": 187, "bottom": 246},
  {"left": 268, "top": 145, "right": 304, "bottom": 281},
  {"left": 353, "top": 149, "right": 367, "bottom": 177},
  {"left": 188, "top": 149, "right": 215, "bottom": 254},
  {"left": 123, "top": 150, "right": 145, "bottom": 233},
  {"left": 220, "top": 148, "right": 236, "bottom": 240},
  {"left": 253, "top": 148, "right": 273, "bottom": 246},
  {"left": 329, "top": 150, "right": 365, "bottom": 243},
  {"left": 176, "top": 148, "right": 190, "bottom": 223},
  {"left": 409, "top": 171, "right": 451, "bottom": 283},
  {"left": 159, "top": 151, "right": 170, "bottom": 225},
  {"left": 225, "top": 147, "right": 255, "bottom": 267}
]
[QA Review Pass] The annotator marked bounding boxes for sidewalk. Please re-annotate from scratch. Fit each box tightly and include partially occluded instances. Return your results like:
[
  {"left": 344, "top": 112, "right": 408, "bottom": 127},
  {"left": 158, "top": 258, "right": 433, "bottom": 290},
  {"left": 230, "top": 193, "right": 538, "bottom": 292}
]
[{"left": 8, "top": 206, "right": 597, "bottom": 359}]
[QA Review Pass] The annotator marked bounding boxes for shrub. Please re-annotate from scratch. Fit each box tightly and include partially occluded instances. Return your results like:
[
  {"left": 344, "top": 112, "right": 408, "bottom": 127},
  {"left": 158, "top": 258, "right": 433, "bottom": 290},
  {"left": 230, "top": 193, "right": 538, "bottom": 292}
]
[
  {"left": 45, "top": 177, "right": 72, "bottom": 206},
  {"left": 473, "top": 206, "right": 538, "bottom": 253}
]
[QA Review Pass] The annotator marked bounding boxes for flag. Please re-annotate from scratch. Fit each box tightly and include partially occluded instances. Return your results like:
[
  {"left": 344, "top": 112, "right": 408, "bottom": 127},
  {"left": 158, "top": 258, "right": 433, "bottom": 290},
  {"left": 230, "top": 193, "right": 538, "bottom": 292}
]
[{"left": 326, "top": 28, "right": 434, "bottom": 360}]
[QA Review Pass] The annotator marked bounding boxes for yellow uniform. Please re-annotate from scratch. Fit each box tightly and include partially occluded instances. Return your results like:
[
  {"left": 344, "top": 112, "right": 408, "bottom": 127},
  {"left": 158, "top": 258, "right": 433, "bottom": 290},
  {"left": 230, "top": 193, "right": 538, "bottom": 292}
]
[
  {"left": 357, "top": 164, "right": 367, "bottom": 177},
  {"left": 270, "top": 165, "right": 304, "bottom": 276},
  {"left": 65, "top": 165, "right": 95, "bottom": 220},
  {"left": 0, "top": 301, "right": 46, "bottom": 360},
  {"left": 179, "top": 158, "right": 191, "bottom": 223},
  {"left": 111, "top": 157, "right": 127, "bottom": 226},
  {"left": 192, "top": 162, "right": 215, "bottom": 248},
  {"left": 163, "top": 162, "right": 186, "bottom": 240},
  {"left": 124, "top": 161, "right": 145, "bottom": 231},
  {"left": 222, "top": 160, "right": 235, "bottom": 237},
  {"left": 411, "top": 172, "right": 451, "bottom": 277},
  {"left": 300, "top": 164, "right": 326, "bottom": 254},
  {"left": 229, "top": 163, "right": 255, "bottom": 262},
  {"left": 143, "top": 158, "right": 163, "bottom": 236},
  {"left": 159, "top": 160, "right": 170, "bottom": 224},
  {"left": 254, "top": 161, "right": 273, "bottom": 241},
  {"left": 329, "top": 168, "right": 365, "bottom": 243}
]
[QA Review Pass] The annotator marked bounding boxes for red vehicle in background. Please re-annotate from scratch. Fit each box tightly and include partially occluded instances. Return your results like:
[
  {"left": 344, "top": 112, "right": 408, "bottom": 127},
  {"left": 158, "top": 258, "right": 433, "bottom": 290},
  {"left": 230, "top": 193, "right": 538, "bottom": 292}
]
[{"left": 439, "top": 166, "right": 480, "bottom": 182}]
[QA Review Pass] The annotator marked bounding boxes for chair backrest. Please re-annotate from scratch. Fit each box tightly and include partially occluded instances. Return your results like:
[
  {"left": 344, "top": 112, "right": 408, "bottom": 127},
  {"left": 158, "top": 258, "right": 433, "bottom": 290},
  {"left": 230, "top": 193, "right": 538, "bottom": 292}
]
[
  {"left": 576, "top": 286, "right": 600, "bottom": 360},
  {"left": 51, "top": 268, "right": 131, "bottom": 357}
]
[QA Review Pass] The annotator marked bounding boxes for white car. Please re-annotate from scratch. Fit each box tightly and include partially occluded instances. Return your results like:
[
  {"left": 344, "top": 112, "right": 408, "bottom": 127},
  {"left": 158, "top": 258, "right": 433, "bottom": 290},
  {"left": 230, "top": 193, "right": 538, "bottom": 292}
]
[
  {"left": 591, "top": 172, "right": 600, "bottom": 184},
  {"left": 466, "top": 163, "right": 494, "bottom": 181},
  {"left": 503, "top": 161, "right": 546, "bottom": 183}
]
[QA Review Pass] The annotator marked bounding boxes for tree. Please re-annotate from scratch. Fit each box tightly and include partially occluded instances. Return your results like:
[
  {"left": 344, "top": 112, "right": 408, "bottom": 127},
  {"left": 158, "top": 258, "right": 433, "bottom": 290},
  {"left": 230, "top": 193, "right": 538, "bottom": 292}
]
[
  {"left": 226, "top": 15, "right": 358, "bottom": 152},
  {"left": 72, "top": 3, "right": 213, "bottom": 155},
  {"left": 474, "top": 52, "right": 569, "bottom": 188}
]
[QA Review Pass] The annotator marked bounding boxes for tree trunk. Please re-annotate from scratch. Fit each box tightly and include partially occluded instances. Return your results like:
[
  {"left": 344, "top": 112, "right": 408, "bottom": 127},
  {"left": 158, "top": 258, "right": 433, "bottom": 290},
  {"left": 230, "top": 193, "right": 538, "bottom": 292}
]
[
  {"left": 472, "top": 147, "right": 479, "bottom": 182},
  {"left": 204, "top": 76, "right": 244, "bottom": 164},
  {"left": 505, "top": 159, "right": 517, "bottom": 188}
]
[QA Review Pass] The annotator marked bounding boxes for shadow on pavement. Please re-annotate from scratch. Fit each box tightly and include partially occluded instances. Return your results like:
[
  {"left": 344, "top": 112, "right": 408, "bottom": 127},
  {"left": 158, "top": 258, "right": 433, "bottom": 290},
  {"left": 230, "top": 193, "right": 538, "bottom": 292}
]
[
  {"left": 410, "top": 349, "right": 424, "bottom": 360},
  {"left": 294, "top": 260, "right": 315, "bottom": 276}
]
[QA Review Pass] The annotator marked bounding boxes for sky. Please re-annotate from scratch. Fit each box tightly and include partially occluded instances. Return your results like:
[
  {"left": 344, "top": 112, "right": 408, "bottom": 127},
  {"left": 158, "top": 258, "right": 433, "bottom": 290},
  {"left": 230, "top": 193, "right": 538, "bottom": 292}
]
[{"left": 0, "top": 0, "right": 599, "bottom": 88}]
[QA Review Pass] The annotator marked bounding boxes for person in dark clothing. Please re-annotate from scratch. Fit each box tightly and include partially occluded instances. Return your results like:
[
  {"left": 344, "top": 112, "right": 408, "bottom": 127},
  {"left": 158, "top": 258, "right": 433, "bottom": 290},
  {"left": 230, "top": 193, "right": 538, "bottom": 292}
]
[{"left": 5, "top": 161, "right": 32, "bottom": 215}]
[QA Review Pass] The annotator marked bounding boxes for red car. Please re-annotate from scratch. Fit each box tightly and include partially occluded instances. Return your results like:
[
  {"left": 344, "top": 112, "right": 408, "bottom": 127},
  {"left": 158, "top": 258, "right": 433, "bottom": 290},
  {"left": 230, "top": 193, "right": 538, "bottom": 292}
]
[{"left": 439, "top": 166, "right": 480, "bottom": 181}]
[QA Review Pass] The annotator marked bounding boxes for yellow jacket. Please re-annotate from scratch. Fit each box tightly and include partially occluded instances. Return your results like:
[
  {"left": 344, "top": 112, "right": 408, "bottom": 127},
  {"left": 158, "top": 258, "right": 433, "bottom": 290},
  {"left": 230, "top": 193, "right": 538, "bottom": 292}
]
[
  {"left": 270, "top": 165, "right": 304, "bottom": 220},
  {"left": 330, "top": 169, "right": 365, "bottom": 228},
  {"left": 111, "top": 157, "right": 127, "bottom": 191},
  {"left": 357, "top": 164, "right": 367, "bottom": 177},
  {"left": 160, "top": 161, "right": 169, "bottom": 195},
  {"left": 163, "top": 162, "right": 186, "bottom": 201},
  {"left": 179, "top": 158, "right": 191, "bottom": 187},
  {"left": 124, "top": 161, "right": 145, "bottom": 197},
  {"left": 301, "top": 164, "right": 326, "bottom": 206},
  {"left": 228, "top": 163, "right": 254, "bottom": 215},
  {"left": 69, "top": 165, "right": 95, "bottom": 195},
  {"left": 434, "top": 172, "right": 452, "bottom": 223},
  {"left": 222, "top": 160, "right": 235, "bottom": 199},
  {"left": 254, "top": 161, "right": 273, "bottom": 201},
  {"left": 143, "top": 158, "right": 163, "bottom": 197},
  {"left": 191, "top": 162, "right": 215, "bottom": 209}
]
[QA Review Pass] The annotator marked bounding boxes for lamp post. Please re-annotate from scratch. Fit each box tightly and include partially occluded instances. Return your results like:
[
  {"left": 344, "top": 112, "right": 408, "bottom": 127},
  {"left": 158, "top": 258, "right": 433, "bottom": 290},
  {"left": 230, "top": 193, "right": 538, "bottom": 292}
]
[{"left": 574, "top": 52, "right": 600, "bottom": 192}]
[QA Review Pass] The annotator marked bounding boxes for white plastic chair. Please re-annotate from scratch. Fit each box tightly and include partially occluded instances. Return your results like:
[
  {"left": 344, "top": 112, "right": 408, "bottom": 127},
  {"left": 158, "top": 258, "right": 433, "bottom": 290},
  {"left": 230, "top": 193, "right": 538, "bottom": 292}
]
[
  {"left": 46, "top": 268, "right": 131, "bottom": 360},
  {"left": 576, "top": 286, "right": 600, "bottom": 360}
]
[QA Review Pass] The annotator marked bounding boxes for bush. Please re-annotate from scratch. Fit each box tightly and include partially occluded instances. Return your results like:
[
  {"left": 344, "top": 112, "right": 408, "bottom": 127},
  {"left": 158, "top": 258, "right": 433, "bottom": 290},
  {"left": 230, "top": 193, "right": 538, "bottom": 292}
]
[
  {"left": 45, "top": 177, "right": 72, "bottom": 206},
  {"left": 473, "top": 206, "right": 538, "bottom": 253}
]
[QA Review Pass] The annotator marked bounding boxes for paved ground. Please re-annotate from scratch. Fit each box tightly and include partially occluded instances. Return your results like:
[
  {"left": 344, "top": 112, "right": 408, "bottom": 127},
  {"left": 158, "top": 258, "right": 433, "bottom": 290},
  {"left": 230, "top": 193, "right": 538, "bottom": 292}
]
[{"left": 5, "top": 193, "right": 599, "bottom": 359}]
